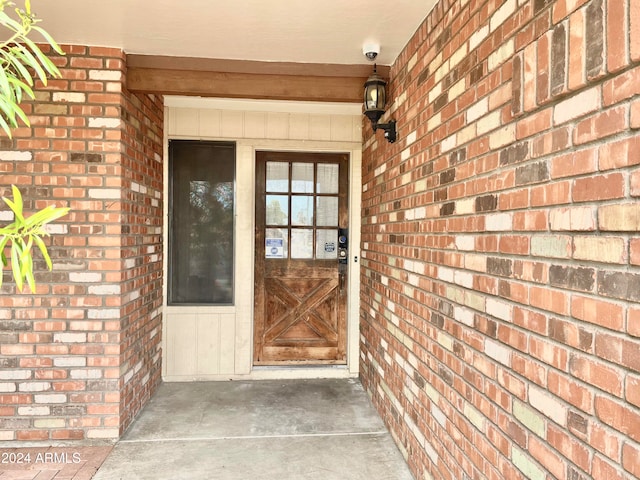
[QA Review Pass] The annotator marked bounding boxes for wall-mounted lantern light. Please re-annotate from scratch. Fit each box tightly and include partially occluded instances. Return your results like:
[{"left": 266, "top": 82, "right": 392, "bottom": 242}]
[{"left": 363, "top": 64, "right": 397, "bottom": 143}]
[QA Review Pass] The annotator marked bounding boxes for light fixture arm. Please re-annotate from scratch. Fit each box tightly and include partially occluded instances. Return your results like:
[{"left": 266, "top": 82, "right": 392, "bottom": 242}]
[{"left": 372, "top": 120, "right": 397, "bottom": 143}]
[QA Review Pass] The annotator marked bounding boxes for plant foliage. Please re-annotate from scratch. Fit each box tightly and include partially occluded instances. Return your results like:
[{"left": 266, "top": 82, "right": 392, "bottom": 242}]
[
  {"left": 0, "top": 0, "right": 63, "bottom": 137},
  {"left": 0, "top": 185, "right": 69, "bottom": 291}
]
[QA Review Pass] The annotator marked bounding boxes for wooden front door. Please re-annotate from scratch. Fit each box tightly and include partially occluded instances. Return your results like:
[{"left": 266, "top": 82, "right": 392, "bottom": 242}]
[{"left": 254, "top": 151, "right": 349, "bottom": 365}]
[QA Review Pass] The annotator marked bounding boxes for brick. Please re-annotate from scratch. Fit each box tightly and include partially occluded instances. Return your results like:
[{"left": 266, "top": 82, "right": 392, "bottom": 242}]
[
  {"left": 515, "top": 161, "right": 549, "bottom": 185},
  {"left": 529, "top": 439, "right": 565, "bottom": 480},
  {"left": 530, "top": 336, "right": 568, "bottom": 370},
  {"left": 603, "top": 64, "right": 640, "bottom": 106},
  {"left": 549, "top": 265, "right": 594, "bottom": 292},
  {"left": 530, "top": 286, "right": 569, "bottom": 315},
  {"left": 567, "top": 411, "right": 589, "bottom": 437},
  {"left": 553, "top": 87, "right": 600, "bottom": 125},
  {"left": 531, "top": 235, "right": 572, "bottom": 258},
  {"left": 573, "top": 295, "right": 622, "bottom": 333},
  {"left": 631, "top": 99, "right": 640, "bottom": 129},
  {"left": 549, "top": 206, "right": 597, "bottom": 231},
  {"left": 550, "top": 23, "right": 567, "bottom": 96},
  {"left": 512, "top": 54, "right": 522, "bottom": 115},
  {"left": 531, "top": 180, "right": 570, "bottom": 207},
  {"left": 598, "top": 135, "right": 640, "bottom": 171},
  {"left": 585, "top": 0, "right": 605, "bottom": 79},
  {"left": 529, "top": 386, "right": 567, "bottom": 426},
  {"left": 622, "top": 442, "right": 640, "bottom": 478},
  {"left": 548, "top": 370, "right": 592, "bottom": 411},
  {"left": 553, "top": 0, "right": 589, "bottom": 23},
  {"left": 569, "top": 354, "right": 623, "bottom": 396},
  {"left": 627, "top": 306, "right": 640, "bottom": 340},
  {"left": 606, "top": 0, "right": 628, "bottom": 73},
  {"left": 573, "top": 173, "right": 625, "bottom": 202},
  {"left": 596, "top": 332, "right": 640, "bottom": 373},
  {"left": 573, "top": 235, "right": 625, "bottom": 264},
  {"left": 599, "top": 204, "right": 640, "bottom": 231},
  {"left": 595, "top": 396, "right": 640, "bottom": 442},
  {"left": 567, "top": 8, "right": 586, "bottom": 90},
  {"left": 633, "top": 0, "right": 640, "bottom": 61},
  {"left": 574, "top": 105, "right": 628, "bottom": 145},
  {"left": 592, "top": 456, "right": 624, "bottom": 480},
  {"left": 512, "top": 446, "right": 546, "bottom": 480}
]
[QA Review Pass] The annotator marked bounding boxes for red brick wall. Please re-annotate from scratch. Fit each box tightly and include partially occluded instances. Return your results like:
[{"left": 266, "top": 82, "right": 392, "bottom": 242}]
[
  {"left": 0, "top": 46, "right": 163, "bottom": 440},
  {"left": 360, "top": 0, "right": 640, "bottom": 479}
]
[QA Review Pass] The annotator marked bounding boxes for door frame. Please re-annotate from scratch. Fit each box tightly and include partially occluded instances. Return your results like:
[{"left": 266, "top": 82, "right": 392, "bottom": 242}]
[
  {"left": 162, "top": 96, "right": 362, "bottom": 380},
  {"left": 248, "top": 145, "right": 362, "bottom": 377}
]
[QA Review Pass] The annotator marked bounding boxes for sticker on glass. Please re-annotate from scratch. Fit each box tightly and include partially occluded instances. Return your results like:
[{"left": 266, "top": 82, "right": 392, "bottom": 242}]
[{"left": 266, "top": 238, "right": 284, "bottom": 258}]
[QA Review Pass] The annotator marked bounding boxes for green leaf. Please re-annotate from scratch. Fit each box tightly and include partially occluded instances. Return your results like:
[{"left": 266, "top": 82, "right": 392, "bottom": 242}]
[
  {"left": 33, "top": 234, "right": 51, "bottom": 270},
  {"left": 5, "top": 49, "right": 35, "bottom": 86},
  {"left": 19, "top": 237, "right": 31, "bottom": 278},
  {"left": 12, "top": 41, "right": 46, "bottom": 81},
  {"left": 3, "top": 184, "right": 25, "bottom": 223},
  {"left": 17, "top": 39, "right": 47, "bottom": 81},
  {"left": 25, "top": 253, "right": 34, "bottom": 292},
  {"left": 10, "top": 240, "right": 23, "bottom": 291},
  {"left": 0, "top": 234, "right": 9, "bottom": 266},
  {"left": 0, "top": 107, "right": 17, "bottom": 137},
  {"left": 32, "top": 25, "right": 64, "bottom": 56}
]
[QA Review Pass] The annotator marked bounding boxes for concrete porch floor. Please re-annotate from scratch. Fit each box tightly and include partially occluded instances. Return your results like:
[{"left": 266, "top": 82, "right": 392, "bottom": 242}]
[{"left": 93, "top": 378, "right": 414, "bottom": 480}]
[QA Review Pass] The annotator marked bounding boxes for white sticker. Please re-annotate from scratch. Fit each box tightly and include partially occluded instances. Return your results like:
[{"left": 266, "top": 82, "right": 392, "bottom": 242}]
[{"left": 266, "top": 238, "right": 284, "bottom": 258}]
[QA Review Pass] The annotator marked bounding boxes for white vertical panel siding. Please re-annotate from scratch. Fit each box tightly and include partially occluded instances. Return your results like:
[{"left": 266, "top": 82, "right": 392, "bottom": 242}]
[
  {"left": 167, "top": 107, "right": 362, "bottom": 142},
  {"left": 164, "top": 99, "right": 362, "bottom": 381}
]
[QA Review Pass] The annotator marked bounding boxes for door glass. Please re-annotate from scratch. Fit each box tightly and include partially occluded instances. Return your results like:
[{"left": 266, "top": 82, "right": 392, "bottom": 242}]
[
  {"left": 267, "top": 162, "right": 289, "bottom": 192},
  {"left": 292, "top": 163, "right": 314, "bottom": 193},
  {"left": 316, "top": 229, "right": 338, "bottom": 260},
  {"left": 291, "top": 229, "right": 313, "bottom": 259},
  {"left": 316, "top": 197, "right": 338, "bottom": 226},
  {"left": 292, "top": 196, "right": 314, "bottom": 226},
  {"left": 266, "top": 228, "right": 287, "bottom": 259},
  {"left": 266, "top": 195, "right": 289, "bottom": 225},
  {"left": 317, "top": 164, "right": 339, "bottom": 194}
]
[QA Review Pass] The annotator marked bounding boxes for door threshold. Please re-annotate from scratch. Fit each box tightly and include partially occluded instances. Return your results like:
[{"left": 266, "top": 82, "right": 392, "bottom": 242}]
[
  {"left": 253, "top": 364, "right": 348, "bottom": 370},
  {"left": 250, "top": 365, "right": 356, "bottom": 381}
]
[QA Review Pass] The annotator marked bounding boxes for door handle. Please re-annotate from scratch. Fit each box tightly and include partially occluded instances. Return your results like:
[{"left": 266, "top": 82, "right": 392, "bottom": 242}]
[{"left": 339, "top": 272, "right": 345, "bottom": 291}]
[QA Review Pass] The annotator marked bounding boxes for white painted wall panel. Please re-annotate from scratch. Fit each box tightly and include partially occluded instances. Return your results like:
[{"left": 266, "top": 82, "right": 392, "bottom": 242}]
[
  {"left": 331, "top": 116, "right": 356, "bottom": 143},
  {"left": 221, "top": 110, "right": 244, "bottom": 138},
  {"left": 172, "top": 108, "right": 199, "bottom": 137},
  {"left": 244, "top": 112, "right": 267, "bottom": 138},
  {"left": 165, "top": 313, "right": 197, "bottom": 376},
  {"left": 266, "top": 112, "right": 289, "bottom": 139},
  {"left": 196, "top": 316, "right": 221, "bottom": 375},
  {"left": 199, "top": 109, "right": 221, "bottom": 138},
  {"left": 309, "top": 115, "right": 332, "bottom": 141},
  {"left": 289, "top": 114, "right": 309, "bottom": 140},
  {"left": 164, "top": 98, "right": 362, "bottom": 381}
]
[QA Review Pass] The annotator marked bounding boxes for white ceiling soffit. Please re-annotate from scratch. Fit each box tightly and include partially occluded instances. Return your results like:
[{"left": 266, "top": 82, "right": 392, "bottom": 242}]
[{"left": 31, "top": 0, "right": 436, "bottom": 66}]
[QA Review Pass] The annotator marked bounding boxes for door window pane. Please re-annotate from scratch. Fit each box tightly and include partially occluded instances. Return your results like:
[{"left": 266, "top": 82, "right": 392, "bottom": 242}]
[
  {"left": 266, "top": 228, "right": 288, "bottom": 259},
  {"left": 169, "top": 140, "right": 235, "bottom": 305},
  {"left": 316, "top": 229, "right": 338, "bottom": 260},
  {"left": 266, "top": 195, "right": 289, "bottom": 225},
  {"left": 266, "top": 162, "right": 289, "bottom": 192},
  {"left": 292, "top": 196, "right": 314, "bottom": 226},
  {"left": 291, "top": 229, "right": 313, "bottom": 259},
  {"left": 292, "top": 162, "right": 314, "bottom": 193},
  {"left": 317, "top": 164, "right": 339, "bottom": 194},
  {"left": 316, "top": 197, "right": 339, "bottom": 226}
]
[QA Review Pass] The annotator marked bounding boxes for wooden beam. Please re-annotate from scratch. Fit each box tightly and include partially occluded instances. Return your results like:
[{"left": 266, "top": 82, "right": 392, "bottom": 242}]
[{"left": 125, "top": 55, "right": 389, "bottom": 103}]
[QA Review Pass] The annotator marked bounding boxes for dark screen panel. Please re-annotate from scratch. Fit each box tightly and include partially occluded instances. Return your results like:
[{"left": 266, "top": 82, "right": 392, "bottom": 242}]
[{"left": 169, "top": 140, "right": 235, "bottom": 305}]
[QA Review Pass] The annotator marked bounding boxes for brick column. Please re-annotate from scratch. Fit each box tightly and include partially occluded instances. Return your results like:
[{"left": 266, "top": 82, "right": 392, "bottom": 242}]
[{"left": 0, "top": 46, "right": 163, "bottom": 440}]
